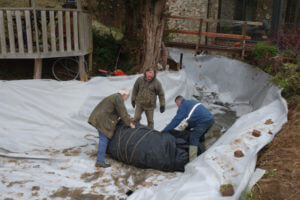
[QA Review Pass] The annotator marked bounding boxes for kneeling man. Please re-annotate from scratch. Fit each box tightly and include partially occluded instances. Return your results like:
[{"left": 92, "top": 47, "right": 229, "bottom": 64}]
[{"left": 162, "top": 95, "right": 214, "bottom": 161}]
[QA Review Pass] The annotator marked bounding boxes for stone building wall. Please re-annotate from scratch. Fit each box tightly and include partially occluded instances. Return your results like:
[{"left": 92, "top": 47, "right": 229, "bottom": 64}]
[{"left": 166, "top": 0, "right": 218, "bottom": 44}]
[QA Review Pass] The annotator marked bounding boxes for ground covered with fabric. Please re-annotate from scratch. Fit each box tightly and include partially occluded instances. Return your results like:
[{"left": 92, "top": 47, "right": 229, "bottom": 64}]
[{"left": 252, "top": 96, "right": 300, "bottom": 200}]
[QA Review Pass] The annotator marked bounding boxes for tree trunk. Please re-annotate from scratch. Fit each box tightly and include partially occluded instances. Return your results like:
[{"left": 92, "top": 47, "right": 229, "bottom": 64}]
[{"left": 124, "top": 0, "right": 167, "bottom": 73}]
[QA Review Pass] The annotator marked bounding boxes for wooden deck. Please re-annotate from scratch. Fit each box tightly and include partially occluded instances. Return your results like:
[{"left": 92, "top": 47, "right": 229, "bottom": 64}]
[{"left": 0, "top": 7, "right": 91, "bottom": 59}]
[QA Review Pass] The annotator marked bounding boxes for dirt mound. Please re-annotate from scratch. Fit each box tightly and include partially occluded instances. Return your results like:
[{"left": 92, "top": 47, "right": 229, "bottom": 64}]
[{"left": 252, "top": 96, "right": 300, "bottom": 200}]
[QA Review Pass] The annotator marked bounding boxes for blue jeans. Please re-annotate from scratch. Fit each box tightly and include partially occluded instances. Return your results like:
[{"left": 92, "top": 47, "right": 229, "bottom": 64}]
[
  {"left": 189, "top": 119, "right": 214, "bottom": 146},
  {"left": 97, "top": 130, "right": 109, "bottom": 163}
]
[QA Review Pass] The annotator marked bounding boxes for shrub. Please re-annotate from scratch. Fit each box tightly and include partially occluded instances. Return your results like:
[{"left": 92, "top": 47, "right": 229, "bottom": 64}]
[
  {"left": 92, "top": 28, "right": 136, "bottom": 74},
  {"left": 92, "top": 28, "right": 121, "bottom": 70},
  {"left": 269, "top": 63, "right": 300, "bottom": 97},
  {"left": 253, "top": 42, "right": 278, "bottom": 59}
]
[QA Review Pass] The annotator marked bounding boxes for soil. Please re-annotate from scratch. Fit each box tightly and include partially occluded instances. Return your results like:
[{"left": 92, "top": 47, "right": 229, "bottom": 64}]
[{"left": 252, "top": 95, "right": 300, "bottom": 200}]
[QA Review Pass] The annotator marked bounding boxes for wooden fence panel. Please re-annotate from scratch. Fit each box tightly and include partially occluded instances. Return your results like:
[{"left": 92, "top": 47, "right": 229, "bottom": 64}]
[
  {"left": 58, "top": 11, "right": 64, "bottom": 52},
  {"left": 25, "top": 10, "right": 33, "bottom": 53},
  {"left": 73, "top": 11, "right": 79, "bottom": 51},
  {"left": 41, "top": 10, "right": 48, "bottom": 53},
  {"left": 65, "top": 11, "right": 71, "bottom": 52},
  {"left": 15, "top": 11, "right": 24, "bottom": 53},
  {"left": 0, "top": 10, "right": 6, "bottom": 54},
  {"left": 49, "top": 11, "right": 56, "bottom": 52},
  {"left": 6, "top": 11, "right": 15, "bottom": 53},
  {"left": 0, "top": 8, "right": 91, "bottom": 58}
]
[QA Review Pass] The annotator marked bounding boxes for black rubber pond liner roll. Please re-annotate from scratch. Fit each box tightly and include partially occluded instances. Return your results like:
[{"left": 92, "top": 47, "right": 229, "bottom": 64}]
[{"left": 107, "top": 120, "right": 189, "bottom": 172}]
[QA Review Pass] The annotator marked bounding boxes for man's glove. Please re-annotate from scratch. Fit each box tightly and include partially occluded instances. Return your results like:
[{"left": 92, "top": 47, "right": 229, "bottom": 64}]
[
  {"left": 160, "top": 105, "right": 165, "bottom": 113},
  {"left": 131, "top": 101, "right": 135, "bottom": 108}
]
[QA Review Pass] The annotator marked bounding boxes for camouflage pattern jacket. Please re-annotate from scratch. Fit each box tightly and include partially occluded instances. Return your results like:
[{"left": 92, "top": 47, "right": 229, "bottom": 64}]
[
  {"left": 88, "top": 93, "right": 130, "bottom": 139},
  {"left": 132, "top": 76, "right": 165, "bottom": 110}
]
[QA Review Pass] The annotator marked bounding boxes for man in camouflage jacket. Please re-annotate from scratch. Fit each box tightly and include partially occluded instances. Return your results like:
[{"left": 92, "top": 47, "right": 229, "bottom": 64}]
[
  {"left": 88, "top": 89, "right": 135, "bottom": 168},
  {"left": 131, "top": 67, "right": 165, "bottom": 128}
]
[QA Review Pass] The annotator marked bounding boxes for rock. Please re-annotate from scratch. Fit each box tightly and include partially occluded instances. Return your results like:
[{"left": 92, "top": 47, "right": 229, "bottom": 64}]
[
  {"left": 268, "top": 131, "right": 273, "bottom": 135},
  {"left": 252, "top": 129, "right": 261, "bottom": 137},
  {"left": 265, "top": 119, "right": 274, "bottom": 124},
  {"left": 220, "top": 184, "right": 234, "bottom": 196},
  {"left": 234, "top": 150, "right": 244, "bottom": 157}
]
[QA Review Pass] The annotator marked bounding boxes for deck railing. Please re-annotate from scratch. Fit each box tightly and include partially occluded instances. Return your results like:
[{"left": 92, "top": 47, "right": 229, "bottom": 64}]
[{"left": 0, "top": 7, "right": 91, "bottom": 59}]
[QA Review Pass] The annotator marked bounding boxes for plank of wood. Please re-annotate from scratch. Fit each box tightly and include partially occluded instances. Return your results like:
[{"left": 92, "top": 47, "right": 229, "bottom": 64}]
[
  {"left": 165, "top": 29, "right": 251, "bottom": 40},
  {"left": 49, "top": 11, "right": 56, "bottom": 52},
  {"left": 33, "top": 9, "right": 40, "bottom": 53},
  {"left": 15, "top": 11, "right": 24, "bottom": 53},
  {"left": 65, "top": 11, "right": 71, "bottom": 52},
  {"left": 0, "top": 51, "right": 88, "bottom": 59},
  {"left": 58, "top": 11, "right": 64, "bottom": 52},
  {"left": 41, "top": 10, "right": 48, "bottom": 53},
  {"left": 195, "top": 19, "right": 203, "bottom": 55},
  {"left": 168, "top": 16, "right": 263, "bottom": 26},
  {"left": 73, "top": 11, "right": 79, "bottom": 51},
  {"left": 241, "top": 22, "right": 247, "bottom": 59},
  {"left": 84, "top": 14, "right": 89, "bottom": 51},
  {"left": 25, "top": 10, "right": 33, "bottom": 53},
  {"left": 0, "top": 10, "right": 6, "bottom": 54},
  {"left": 79, "top": 55, "right": 86, "bottom": 80},
  {"left": 33, "top": 58, "right": 42, "bottom": 79},
  {"left": 6, "top": 11, "right": 15, "bottom": 53},
  {"left": 78, "top": 12, "right": 84, "bottom": 51}
]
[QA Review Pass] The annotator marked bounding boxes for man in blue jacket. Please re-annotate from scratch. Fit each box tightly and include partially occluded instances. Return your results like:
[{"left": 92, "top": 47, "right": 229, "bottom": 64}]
[{"left": 162, "top": 95, "right": 214, "bottom": 162}]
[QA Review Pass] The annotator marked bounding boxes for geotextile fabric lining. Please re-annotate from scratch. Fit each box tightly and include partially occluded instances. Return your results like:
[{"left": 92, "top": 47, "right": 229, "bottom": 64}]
[{"left": 0, "top": 48, "right": 288, "bottom": 200}]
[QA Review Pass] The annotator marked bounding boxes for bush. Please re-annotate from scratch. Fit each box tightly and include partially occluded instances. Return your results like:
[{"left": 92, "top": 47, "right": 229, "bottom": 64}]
[
  {"left": 92, "top": 28, "right": 121, "bottom": 70},
  {"left": 269, "top": 63, "right": 300, "bottom": 97},
  {"left": 92, "top": 28, "right": 136, "bottom": 75},
  {"left": 253, "top": 42, "right": 278, "bottom": 59}
]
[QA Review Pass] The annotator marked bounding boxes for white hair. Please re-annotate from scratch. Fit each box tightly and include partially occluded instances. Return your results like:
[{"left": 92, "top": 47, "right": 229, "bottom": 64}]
[{"left": 118, "top": 88, "right": 130, "bottom": 95}]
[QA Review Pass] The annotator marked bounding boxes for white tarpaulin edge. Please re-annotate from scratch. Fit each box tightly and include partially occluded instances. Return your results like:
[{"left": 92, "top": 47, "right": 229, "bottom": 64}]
[{"left": 127, "top": 49, "right": 288, "bottom": 200}]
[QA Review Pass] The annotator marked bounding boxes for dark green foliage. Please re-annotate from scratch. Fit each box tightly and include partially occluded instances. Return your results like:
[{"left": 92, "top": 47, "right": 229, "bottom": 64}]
[
  {"left": 247, "top": 42, "right": 299, "bottom": 97},
  {"left": 269, "top": 63, "right": 300, "bottom": 97},
  {"left": 92, "top": 28, "right": 136, "bottom": 75},
  {"left": 253, "top": 42, "right": 278, "bottom": 59},
  {"left": 93, "top": 28, "right": 121, "bottom": 70}
]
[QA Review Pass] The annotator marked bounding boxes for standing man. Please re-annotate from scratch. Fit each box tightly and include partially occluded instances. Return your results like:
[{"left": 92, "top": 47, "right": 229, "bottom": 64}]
[
  {"left": 88, "top": 89, "right": 135, "bottom": 168},
  {"left": 131, "top": 67, "right": 165, "bottom": 129},
  {"left": 162, "top": 95, "right": 214, "bottom": 162}
]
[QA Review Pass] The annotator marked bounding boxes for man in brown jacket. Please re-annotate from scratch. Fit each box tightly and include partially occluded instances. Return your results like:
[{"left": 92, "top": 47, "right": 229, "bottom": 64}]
[
  {"left": 88, "top": 89, "right": 135, "bottom": 168},
  {"left": 131, "top": 67, "right": 165, "bottom": 128}
]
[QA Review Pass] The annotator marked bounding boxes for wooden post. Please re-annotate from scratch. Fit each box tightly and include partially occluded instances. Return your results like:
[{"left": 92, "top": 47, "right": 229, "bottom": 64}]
[
  {"left": 33, "top": 58, "right": 42, "bottom": 79},
  {"left": 179, "top": 53, "right": 183, "bottom": 69},
  {"left": 79, "top": 55, "right": 86, "bottom": 81},
  {"left": 195, "top": 18, "right": 203, "bottom": 55},
  {"left": 30, "top": 0, "right": 36, "bottom": 7},
  {"left": 241, "top": 21, "right": 247, "bottom": 59},
  {"left": 77, "top": 0, "right": 82, "bottom": 11},
  {"left": 88, "top": 13, "right": 93, "bottom": 73}
]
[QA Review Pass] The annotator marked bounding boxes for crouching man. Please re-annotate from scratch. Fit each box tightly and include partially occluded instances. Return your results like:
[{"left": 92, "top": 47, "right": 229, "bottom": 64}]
[
  {"left": 88, "top": 89, "right": 135, "bottom": 168},
  {"left": 162, "top": 95, "right": 214, "bottom": 162}
]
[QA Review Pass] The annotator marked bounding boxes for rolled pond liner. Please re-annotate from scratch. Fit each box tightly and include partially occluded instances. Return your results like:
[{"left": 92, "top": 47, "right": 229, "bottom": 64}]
[{"left": 107, "top": 120, "right": 189, "bottom": 172}]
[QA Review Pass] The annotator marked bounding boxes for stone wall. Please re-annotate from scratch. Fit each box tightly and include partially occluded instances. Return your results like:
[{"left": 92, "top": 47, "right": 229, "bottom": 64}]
[{"left": 166, "top": 0, "right": 218, "bottom": 44}]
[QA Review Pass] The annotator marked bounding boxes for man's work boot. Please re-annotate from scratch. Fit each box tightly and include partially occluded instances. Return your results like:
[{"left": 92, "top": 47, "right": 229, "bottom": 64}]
[
  {"left": 95, "top": 161, "right": 111, "bottom": 168},
  {"left": 189, "top": 145, "right": 198, "bottom": 162}
]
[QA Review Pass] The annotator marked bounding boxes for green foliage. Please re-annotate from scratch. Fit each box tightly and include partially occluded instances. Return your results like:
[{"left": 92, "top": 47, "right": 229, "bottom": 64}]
[
  {"left": 253, "top": 42, "right": 278, "bottom": 59},
  {"left": 282, "top": 50, "right": 296, "bottom": 58},
  {"left": 248, "top": 42, "right": 299, "bottom": 97},
  {"left": 92, "top": 28, "right": 136, "bottom": 75},
  {"left": 93, "top": 28, "right": 121, "bottom": 70},
  {"left": 239, "top": 190, "right": 253, "bottom": 200},
  {"left": 264, "top": 168, "right": 277, "bottom": 176},
  {"left": 269, "top": 63, "right": 300, "bottom": 97}
]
